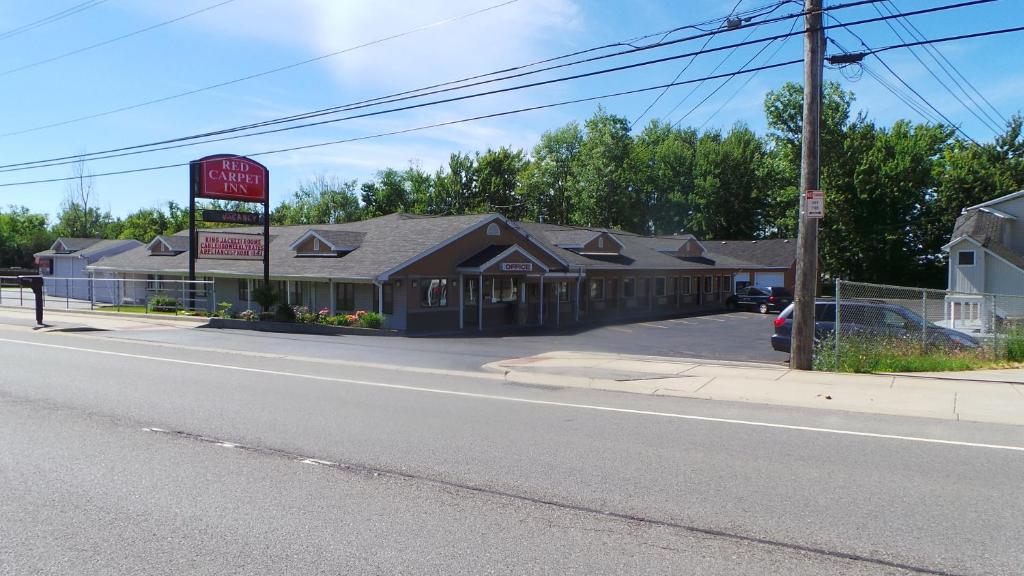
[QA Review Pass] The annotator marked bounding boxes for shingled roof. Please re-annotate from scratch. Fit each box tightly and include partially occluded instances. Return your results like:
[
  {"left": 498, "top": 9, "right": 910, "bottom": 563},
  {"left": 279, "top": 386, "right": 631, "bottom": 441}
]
[
  {"left": 35, "top": 238, "right": 141, "bottom": 258},
  {"left": 950, "top": 208, "right": 1024, "bottom": 270},
  {"left": 90, "top": 213, "right": 493, "bottom": 280},
  {"left": 704, "top": 239, "right": 797, "bottom": 268}
]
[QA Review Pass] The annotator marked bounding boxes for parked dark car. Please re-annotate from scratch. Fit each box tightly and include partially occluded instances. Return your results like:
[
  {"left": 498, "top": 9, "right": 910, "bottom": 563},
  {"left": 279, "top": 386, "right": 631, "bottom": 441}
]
[
  {"left": 771, "top": 300, "right": 980, "bottom": 353},
  {"left": 726, "top": 286, "right": 793, "bottom": 314}
]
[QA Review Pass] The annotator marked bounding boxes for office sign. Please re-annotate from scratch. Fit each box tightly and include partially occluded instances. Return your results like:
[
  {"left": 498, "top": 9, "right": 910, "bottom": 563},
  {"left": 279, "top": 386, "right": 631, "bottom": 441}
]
[
  {"left": 500, "top": 262, "right": 533, "bottom": 272},
  {"left": 805, "top": 189, "right": 825, "bottom": 219},
  {"left": 197, "top": 231, "right": 265, "bottom": 260},
  {"left": 191, "top": 154, "right": 268, "bottom": 202},
  {"left": 201, "top": 209, "right": 264, "bottom": 225}
]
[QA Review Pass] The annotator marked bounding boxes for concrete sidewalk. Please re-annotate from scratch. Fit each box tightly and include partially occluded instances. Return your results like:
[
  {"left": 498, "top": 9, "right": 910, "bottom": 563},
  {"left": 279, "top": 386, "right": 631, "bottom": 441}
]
[{"left": 483, "top": 351, "right": 1024, "bottom": 426}]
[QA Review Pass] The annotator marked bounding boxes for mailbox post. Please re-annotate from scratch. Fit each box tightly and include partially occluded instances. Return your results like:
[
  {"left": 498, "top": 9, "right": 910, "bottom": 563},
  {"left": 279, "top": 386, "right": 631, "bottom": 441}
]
[{"left": 18, "top": 275, "right": 44, "bottom": 325}]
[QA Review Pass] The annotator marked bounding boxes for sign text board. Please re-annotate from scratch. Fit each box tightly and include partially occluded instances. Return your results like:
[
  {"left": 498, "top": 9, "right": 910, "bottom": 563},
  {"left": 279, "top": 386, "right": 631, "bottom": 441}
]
[
  {"left": 805, "top": 189, "right": 825, "bottom": 219},
  {"left": 197, "top": 231, "right": 265, "bottom": 260},
  {"left": 500, "top": 262, "right": 533, "bottom": 272},
  {"left": 192, "top": 155, "right": 268, "bottom": 202},
  {"left": 201, "top": 209, "right": 264, "bottom": 225}
]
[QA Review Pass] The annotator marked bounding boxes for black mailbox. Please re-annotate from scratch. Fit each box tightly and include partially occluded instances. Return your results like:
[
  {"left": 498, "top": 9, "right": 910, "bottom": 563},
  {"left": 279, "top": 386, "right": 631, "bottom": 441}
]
[{"left": 17, "top": 275, "right": 44, "bottom": 325}]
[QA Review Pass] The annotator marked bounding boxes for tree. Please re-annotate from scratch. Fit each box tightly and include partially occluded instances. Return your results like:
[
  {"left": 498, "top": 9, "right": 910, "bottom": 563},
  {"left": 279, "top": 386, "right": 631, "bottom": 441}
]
[
  {"left": 520, "top": 122, "right": 584, "bottom": 225},
  {"left": 0, "top": 206, "right": 53, "bottom": 268},
  {"left": 474, "top": 147, "right": 529, "bottom": 220},
  {"left": 360, "top": 167, "right": 414, "bottom": 217},
  {"left": 628, "top": 121, "right": 698, "bottom": 235},
  {"left": 426, "top": 153, "right": 477, "bottom": 216},
  {"left": 574, "top": 107, "right": 634, "bottom": 228},
  {"left": 53, "top": 159, "right": 115, "bottom": 238},
  {"left": 271, "top": 176, "right": 363, "bottom": 225}
]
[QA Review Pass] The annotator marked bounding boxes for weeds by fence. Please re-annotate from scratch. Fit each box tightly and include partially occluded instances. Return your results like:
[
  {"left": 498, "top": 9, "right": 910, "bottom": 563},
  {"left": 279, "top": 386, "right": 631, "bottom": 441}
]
[{"left": 814, "top": 280, "right": 1024, "bottom": 372}]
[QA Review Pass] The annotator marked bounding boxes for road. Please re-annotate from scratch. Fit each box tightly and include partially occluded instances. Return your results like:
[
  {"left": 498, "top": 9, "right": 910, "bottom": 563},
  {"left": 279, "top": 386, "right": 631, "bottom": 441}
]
[{"left": 1, "top": 325, "right": 1023, "bottom": 574}]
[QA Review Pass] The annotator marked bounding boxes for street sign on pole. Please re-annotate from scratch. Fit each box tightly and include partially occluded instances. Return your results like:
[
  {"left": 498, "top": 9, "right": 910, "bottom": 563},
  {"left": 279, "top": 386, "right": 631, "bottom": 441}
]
[{"left": 805, "top": 189, "right": 825, "bottom": 219}]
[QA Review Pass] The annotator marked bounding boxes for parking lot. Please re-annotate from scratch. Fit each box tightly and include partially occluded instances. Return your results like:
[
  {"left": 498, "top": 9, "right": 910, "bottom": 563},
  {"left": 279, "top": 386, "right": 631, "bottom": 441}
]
[{"left": 514, "top": 311, "right": 790, "bottom": 365}]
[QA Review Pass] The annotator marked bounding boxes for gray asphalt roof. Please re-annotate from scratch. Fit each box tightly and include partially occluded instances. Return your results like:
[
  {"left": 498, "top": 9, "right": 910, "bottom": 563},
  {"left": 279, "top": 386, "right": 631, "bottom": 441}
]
[
  {"left": 516, "top": 222, "right": 718, "bottom": 271},
  {"left": 953, "top": 209, "right": 1024, "bottom": 270},
  {"left": 36, "top": 238, "right": 140, "bottom": 258},
  {"left": 90, "top": 213, "right": 492, "bottom": 280},
  {"left": 704, "top": 239, "right": 797, "bottom": 268}
]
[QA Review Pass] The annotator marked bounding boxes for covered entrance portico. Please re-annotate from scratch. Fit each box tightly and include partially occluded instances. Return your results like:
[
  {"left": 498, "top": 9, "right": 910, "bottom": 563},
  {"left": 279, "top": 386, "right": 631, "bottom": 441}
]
[{"left": 455, "top": 244, "right": 553, "bottom": 331}]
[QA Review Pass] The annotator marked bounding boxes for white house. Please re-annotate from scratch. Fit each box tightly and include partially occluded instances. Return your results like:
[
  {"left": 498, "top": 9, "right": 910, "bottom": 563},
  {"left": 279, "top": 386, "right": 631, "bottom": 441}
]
[
  {"left": 34, "top": 238, "right": 142, "bottom": 301},
  {"left": 942, "top": 190, "right": 1024, "bottom": 329}
]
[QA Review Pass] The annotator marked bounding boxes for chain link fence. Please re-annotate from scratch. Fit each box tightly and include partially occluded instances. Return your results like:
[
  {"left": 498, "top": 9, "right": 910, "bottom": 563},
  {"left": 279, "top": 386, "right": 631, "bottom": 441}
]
[
  {"left": 0, "top": 276, "right": 215, "bottom": 315},
  {"left": 815, "top": 280, "right": 1024, "bottom": 371}
]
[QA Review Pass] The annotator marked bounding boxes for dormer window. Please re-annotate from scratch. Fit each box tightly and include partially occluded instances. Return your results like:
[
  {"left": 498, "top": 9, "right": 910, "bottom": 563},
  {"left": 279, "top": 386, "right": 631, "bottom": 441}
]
[
  {"left": 289, "top": 229, "right": 365, "bottom": 257},
  {"left": 313, "top": 238, "right": 320, "bottom": 252},
  {"left": 597, "top": 237, "right": 604, "bottom": 249}
]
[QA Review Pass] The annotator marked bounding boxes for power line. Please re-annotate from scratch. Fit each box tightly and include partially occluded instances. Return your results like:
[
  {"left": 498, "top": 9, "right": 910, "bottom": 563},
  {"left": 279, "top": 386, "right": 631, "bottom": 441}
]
[
  {"left": 871, "top": 1, "right": 1001, "bottom": 134},
  {"left": 0, "top": 59, "right": 805, "bottom": 188},
  {"left": 879, "top": 0, "right": 1007, "bottom": 128},
  {"left": 0, "top": 0, "right": 774, "bottom": 139},
  {"left": 0, "top": 0, "right": 963, "bottom": 173},
  {"left": 0, "top": 0, "right": 108, "bottom": 41},
  {"left": 698, "top": 15, "right": 801, "bottom": 130},
  {"left": 630, "top": 0, "right": 747, "bottom": 129},
  {"left": 0, "top": 0, "right": 238, "bottom": 78}
]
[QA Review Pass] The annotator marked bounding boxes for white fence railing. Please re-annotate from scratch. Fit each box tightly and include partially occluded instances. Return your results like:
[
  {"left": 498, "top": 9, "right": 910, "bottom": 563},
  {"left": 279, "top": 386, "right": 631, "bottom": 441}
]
[{"left": 0, "top": 277, "right": 215, "bottom": 313}]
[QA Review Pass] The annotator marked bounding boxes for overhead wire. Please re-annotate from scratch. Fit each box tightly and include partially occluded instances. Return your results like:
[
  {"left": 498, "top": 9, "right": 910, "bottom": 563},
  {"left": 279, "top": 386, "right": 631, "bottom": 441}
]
[
  {"left": 0, "top": 59, "right": 805, "bottom": 188},
  {"left": 0, "top": 0, "right": 963, "bottom": 173},
  {"left": 0, "top": 0, "right": 238, "bottom": 78},
  {"left": 871, "top": 1, "right": 1001, "bottom": 134},
  {"left": 0, "top": 0, "right": 779, "bottom": 139},
  {"left": 0, "top": 0, "right": 108, "bottom": 41},
  {"left": 698, "top": 15, "right": 802, "bottom": 130},
  {"left": 879, "top": 0, "right": 1007, "bottom": 128},
  {"left": 630, "top": 0, "right": 747, "bottom": 129}
]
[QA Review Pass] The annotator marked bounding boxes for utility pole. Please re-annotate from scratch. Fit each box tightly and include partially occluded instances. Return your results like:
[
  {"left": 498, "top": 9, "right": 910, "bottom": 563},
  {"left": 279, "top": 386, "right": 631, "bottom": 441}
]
[{"left": 791, "top": 0, "right": 823, "bottom": 370}]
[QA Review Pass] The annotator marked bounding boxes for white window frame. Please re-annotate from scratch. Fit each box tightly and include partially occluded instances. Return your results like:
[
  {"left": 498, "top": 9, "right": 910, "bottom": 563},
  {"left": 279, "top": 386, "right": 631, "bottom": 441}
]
[
  {"left": 557, "top": 281, "right": 570, "bottom": 303},
  {"left": 590, "top": 278, "right": 605, "bottom": 301},
  {"left": 957, "top": 250, "right": 976, "bottom": 267},
  {"left": 313, "top": 238, "right": 320, "bottom": 252},
  {"left": 704, "top": 276, "right": 713, "bottom": 294},
  {"left": 682, "top": 276, "right": 691, "bottom": 296}
]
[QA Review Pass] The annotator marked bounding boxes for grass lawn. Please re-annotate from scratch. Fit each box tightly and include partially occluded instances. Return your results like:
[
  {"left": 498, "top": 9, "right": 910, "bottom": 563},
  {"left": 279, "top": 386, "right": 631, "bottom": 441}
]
[{"left": 96, "top": 305, "right": 182, "bottom": 315}]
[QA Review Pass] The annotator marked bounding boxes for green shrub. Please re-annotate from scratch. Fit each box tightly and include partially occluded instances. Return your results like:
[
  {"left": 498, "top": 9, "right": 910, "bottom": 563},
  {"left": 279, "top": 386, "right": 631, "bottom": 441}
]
[
  {"left": 1004, "top": 327, "right": 1024, "bottom": 362},
  {"left": 149, "top": 295, "right": 181, "bottom": 310},
  {"left": 217, "top": 301, "right": 233, "bottom": 318},
  {"left": 251, "top": 285, "right": 278, "bottom": 312},
  {"left": 358, "top": 311, "right": 384, "bottom": 329},
  {"left": 273, "top": 303, "right": 296, "bottom": 322}
]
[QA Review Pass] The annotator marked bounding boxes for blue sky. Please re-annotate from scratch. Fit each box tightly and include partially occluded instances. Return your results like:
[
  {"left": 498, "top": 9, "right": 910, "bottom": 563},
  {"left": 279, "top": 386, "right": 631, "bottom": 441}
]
[{"left": 0, "top": 0, "right": 1019, "bottom": 220}]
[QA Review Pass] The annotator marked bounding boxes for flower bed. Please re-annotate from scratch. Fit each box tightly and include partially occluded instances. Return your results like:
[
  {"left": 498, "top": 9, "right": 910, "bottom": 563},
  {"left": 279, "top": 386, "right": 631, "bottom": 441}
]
[{"left": 219, "top": 303, "right": 384, "bottom": 330}]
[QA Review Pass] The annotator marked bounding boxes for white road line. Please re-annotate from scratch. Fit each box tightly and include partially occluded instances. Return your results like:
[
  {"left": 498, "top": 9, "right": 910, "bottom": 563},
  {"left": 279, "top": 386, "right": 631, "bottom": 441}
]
[
  {"left": 3, "top": 336, "right": 1023, "bottom": 453},
  {"left": 638, "top": 323, "right": 669, "bottom": 329},
  {"left": 607, "top": 326, "right": 632, "bottom": 333}
]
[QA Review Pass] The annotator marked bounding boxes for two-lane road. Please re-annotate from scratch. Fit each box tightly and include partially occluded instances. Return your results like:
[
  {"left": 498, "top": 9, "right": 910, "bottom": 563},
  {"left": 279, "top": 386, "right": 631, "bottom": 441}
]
[{"left": 1, "top": 327, "right": 1022, "bottom": 574}]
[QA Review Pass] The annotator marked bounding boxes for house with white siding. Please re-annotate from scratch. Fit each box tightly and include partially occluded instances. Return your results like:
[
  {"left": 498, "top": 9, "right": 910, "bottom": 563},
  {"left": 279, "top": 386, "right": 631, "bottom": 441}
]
[
  {"left": 942, "top": 190, "right": 1024, "bottom": 329},
  {"left": 34, "top": 238, "right": 142, "bottom": 301}
]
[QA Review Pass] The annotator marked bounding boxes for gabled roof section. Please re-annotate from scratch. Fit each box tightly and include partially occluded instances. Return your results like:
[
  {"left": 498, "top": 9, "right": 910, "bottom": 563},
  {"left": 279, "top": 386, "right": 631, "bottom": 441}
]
[
  {"left": 36, "top": 238, "right": 139, "bottom": 258},
  {"left": 51, "top": 237, "right": 102, "bottom": 254},
  {"left": 456, "top": 244, "right": 550, "bottom": 273},
  {"left": 288, "top": 229, "right": 366, "bottom": 253},
  {"left": 964, "top": 189, "right": 1024, "bottom": 212},
  {"left": 147, "top": 235, "right": 189, "bottom": 254}
]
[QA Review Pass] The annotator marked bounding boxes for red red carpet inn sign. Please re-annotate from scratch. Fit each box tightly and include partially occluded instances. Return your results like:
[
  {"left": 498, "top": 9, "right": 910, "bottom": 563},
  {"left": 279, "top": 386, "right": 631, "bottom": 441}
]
[
  {"left": 195, "top": 156, "right": 268, "bottom": 201},
  {"left": 197, "top": 231, "right": 265, "bottom": 260}
]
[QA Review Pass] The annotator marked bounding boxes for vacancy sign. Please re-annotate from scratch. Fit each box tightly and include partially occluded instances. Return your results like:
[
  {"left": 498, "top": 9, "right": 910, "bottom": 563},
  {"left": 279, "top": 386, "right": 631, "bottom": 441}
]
[
  {"left": 805, "top": 189, "right": 825, "bottom": 219},
  {"left": 193, "top": 155, "right": 268, "bottom": 202},
  {"left": 197, "top": 231, "right": 265, "bottom": 260}
]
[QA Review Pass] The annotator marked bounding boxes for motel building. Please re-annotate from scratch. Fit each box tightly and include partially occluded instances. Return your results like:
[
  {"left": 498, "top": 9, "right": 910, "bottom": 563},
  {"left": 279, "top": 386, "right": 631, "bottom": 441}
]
[{"left": 86, "top": 213, "right": 796, "bottom": 332}]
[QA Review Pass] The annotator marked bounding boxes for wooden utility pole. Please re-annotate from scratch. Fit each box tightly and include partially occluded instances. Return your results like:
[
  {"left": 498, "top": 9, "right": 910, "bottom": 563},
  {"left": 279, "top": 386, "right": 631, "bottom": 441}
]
[{"left": 791, "top": 0, "right": 823, "bottom": 370}]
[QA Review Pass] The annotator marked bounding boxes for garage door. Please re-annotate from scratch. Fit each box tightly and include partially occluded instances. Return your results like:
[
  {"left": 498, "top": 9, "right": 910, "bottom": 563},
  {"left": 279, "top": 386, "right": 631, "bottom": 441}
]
[{"left": 754, "top": 272, "right": 785, "bottom": 287}]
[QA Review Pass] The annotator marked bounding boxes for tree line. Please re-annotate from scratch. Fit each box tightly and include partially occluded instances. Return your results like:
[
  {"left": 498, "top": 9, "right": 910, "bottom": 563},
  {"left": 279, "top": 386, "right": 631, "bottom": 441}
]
[{"left": 2, "top": 80, "right": 1021, "bottom": 288}]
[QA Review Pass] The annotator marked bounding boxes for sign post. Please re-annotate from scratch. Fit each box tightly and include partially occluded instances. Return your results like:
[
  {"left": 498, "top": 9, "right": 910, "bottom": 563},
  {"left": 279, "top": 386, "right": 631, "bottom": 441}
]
[{"left": 189, "top": 155, "right": 270, "bottom": 311}]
